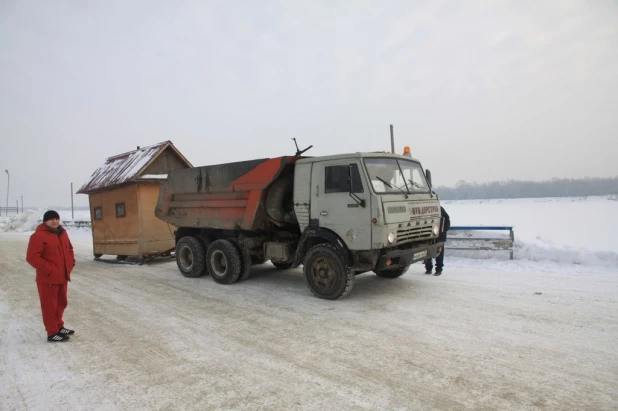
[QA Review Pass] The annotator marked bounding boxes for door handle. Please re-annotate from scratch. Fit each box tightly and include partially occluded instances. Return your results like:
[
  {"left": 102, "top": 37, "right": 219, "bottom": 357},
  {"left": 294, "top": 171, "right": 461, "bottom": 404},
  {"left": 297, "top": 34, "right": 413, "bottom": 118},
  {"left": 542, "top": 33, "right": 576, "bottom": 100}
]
[{"left": 320, "top": 211, "right": 328, "bottom": 216}]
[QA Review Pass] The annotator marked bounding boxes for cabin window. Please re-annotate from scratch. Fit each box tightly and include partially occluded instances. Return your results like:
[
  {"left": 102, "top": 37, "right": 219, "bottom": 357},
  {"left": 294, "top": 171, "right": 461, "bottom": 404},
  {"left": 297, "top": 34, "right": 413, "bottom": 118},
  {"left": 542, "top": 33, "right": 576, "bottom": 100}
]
[
  {"left": 325, "top": 164, "right": 363, "bottom": 194},
  {"left": 94, "top": 206, "right": 102, "bottom": 220},
  {"left": 115, "top": 202, "right": 126, "bottom": 218}
]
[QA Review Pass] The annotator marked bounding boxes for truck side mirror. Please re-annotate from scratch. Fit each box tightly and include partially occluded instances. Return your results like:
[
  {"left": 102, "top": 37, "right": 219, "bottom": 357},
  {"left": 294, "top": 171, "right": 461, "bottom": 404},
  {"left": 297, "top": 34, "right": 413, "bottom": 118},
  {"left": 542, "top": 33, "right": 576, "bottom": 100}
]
[{"left": 425, "top": 169, "right": 432, "bottom": 189}]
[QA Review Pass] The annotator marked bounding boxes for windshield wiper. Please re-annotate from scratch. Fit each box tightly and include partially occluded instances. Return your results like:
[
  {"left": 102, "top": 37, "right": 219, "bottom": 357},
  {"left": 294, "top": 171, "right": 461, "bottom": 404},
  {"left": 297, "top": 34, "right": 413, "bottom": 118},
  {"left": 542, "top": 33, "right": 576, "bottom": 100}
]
[
  {"left": 376, "top": 176, "right": 393, "bottom": 188},
  {"left": 376, "top": 176, "right": 408, "bottom": 199},
  {"left": 407, "top": 179, "right": 424, "bottom": 190},
  {"left": 408, "top": 178, "right": 433, "bottom": 197}
]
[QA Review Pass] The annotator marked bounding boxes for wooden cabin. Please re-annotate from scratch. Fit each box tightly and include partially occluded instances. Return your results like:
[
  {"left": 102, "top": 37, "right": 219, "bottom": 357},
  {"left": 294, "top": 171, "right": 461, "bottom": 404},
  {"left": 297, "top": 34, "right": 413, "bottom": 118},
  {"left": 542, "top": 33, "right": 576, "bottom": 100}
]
[{"left": 77, "top": 141, "right": 192, "bottom": 261}]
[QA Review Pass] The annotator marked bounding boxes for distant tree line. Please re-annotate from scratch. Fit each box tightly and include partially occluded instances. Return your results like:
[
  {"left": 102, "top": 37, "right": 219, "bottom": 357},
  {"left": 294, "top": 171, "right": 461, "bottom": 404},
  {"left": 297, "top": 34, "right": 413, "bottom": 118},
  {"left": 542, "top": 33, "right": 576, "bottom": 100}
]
[{"left": 434, "top": 176, "right": 618, "bottom": 200}]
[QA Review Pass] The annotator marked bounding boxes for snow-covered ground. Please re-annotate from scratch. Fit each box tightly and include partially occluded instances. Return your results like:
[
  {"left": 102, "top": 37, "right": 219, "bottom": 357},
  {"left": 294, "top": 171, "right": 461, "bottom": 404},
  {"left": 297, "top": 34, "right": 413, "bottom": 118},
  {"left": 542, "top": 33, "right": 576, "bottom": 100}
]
[{"left": 1, "top": 196, "right": 617, "bottom": 409}]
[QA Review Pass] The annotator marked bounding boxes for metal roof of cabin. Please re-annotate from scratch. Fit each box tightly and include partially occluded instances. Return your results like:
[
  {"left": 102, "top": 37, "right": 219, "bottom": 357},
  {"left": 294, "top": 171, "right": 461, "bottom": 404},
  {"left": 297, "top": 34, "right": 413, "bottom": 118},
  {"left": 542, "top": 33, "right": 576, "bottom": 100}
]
[{"left": 77, "top": 141, "right": 191, "bottom": 194}]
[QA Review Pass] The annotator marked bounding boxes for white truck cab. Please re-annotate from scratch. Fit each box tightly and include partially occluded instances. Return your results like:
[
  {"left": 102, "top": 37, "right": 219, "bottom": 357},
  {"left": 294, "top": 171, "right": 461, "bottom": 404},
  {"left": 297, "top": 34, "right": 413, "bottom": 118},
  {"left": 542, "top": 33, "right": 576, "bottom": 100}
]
[{"left": 292, "top": 150, "right": 444, "bottom": 296}]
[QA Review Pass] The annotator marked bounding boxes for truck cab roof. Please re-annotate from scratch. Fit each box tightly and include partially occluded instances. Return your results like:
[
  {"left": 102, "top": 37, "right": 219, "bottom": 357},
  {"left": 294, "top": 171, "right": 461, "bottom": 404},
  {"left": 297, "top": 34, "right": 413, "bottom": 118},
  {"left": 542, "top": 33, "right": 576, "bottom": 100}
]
[{"left": 296, "top": 151, "right": 421, "bottom": 164}]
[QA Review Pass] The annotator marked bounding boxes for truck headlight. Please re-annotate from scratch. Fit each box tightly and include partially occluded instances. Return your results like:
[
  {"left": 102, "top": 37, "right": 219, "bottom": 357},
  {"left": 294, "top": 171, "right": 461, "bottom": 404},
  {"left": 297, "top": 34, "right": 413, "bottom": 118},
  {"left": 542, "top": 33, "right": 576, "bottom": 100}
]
[
  {"left": 388, "top": 232, "right": 396, "bottom": 244},
  {"left": 433, "top": 225, "right": 439, "bottom": 236}
]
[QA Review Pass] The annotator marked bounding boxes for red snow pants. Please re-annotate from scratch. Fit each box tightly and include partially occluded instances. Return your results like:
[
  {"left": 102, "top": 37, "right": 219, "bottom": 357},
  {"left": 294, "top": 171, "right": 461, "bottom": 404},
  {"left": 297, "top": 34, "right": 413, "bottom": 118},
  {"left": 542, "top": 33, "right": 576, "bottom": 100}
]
[{"left": 36, "top": 281, "right": 68, "bottom": 336}]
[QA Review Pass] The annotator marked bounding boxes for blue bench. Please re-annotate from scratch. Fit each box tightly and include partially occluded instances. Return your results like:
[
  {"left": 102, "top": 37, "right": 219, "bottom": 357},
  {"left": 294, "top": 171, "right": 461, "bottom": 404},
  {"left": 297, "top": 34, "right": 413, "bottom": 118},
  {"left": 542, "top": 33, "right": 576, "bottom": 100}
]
[{"left": 446, "top": 226, "right": 515, "bottom": 260}]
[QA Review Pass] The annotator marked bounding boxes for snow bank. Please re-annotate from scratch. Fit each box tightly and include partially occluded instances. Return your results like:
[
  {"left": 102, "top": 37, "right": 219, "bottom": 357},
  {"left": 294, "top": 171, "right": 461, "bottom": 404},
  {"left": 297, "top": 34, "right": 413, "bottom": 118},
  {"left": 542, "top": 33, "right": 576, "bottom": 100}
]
[
  {"left": 447, "top": 239, "right": 618, "bottom": 268},
  {"left": 0, "top": 210, "right": 92, "bottom": 236},
  {"left": 515, "top": 240, "right": 618, "bottom": 266},
  {"left": 0, "top": 211, "right": 41, "bottom": 233}
]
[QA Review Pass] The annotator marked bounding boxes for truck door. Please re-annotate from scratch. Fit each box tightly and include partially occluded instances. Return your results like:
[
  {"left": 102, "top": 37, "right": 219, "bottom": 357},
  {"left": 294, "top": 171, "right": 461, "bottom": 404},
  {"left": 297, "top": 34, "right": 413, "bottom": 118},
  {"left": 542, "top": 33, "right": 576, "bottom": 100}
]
[{"left": 310, "top": 160, "right": 371, "bottom": 250}]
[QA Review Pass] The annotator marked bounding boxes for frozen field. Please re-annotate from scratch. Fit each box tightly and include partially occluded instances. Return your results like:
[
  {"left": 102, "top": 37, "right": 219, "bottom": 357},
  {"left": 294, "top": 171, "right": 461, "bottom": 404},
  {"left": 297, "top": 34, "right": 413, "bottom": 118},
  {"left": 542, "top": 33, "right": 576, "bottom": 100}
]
[
  {"left": 1, "top": 196, "right": 617, "bottom": 410},
  {"left": 443, "top": 195, "right": 618, "bottom": 258}
]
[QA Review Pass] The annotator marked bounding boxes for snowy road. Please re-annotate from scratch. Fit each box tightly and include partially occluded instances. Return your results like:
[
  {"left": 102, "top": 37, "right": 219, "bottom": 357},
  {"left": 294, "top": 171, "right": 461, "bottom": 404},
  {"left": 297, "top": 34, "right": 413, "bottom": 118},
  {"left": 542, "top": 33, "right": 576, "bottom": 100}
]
[{"left": 1, "top": 234, "right": 617, "bottom": 410}]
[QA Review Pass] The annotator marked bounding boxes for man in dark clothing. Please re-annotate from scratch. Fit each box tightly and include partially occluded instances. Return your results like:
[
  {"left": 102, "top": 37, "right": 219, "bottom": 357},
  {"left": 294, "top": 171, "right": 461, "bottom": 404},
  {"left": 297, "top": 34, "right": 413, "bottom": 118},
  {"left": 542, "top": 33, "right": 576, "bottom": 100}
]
[
  {"left": 26, "top": 210, "right": 76, "bottom": 342},
  {"left": 425, "top": 206, "right": 450, "bottom": 276}
]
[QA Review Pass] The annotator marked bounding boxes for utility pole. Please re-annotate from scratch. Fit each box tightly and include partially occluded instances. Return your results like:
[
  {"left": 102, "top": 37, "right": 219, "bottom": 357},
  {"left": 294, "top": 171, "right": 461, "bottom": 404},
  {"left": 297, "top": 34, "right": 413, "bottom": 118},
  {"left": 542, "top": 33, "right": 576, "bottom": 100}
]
[
  {"left": 390, "top": 124, "right": 395, "bottom": 154},
  {"left": 4, "top": 169, "right": 8, "bottom": 216}
]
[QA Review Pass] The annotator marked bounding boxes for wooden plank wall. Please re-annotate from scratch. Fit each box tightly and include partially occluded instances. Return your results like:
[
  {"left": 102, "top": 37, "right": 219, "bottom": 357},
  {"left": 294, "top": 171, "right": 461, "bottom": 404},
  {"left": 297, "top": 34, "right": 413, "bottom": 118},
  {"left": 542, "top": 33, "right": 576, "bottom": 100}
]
[
  {"left": 90, "top": 185, "right": 140, "bottom": 256},
  {"left": 142, "top": 148, "right": 188, "bottom": 175},
  {"left": 137, "top": 183, "right": 176, "bottom": 256},
  {"left": 89, "top": 192, "right": 105, "bottom": 255}
]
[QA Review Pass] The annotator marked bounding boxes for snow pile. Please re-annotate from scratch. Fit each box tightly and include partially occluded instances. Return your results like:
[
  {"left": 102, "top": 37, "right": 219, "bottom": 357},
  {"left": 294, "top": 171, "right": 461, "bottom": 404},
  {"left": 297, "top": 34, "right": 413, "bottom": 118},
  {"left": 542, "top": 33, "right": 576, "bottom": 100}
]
[
  {"left": 0, "top": 209, "right": 92, "bottom": 236},
  {"left": 514, "top": 240, "right": 618, "bottom": 266},
  {"left": 447, "top": 239, "right": 618, "bottom": 267},
  {"left": 0, "top": 210, "right": 41, "bottom": 233}
]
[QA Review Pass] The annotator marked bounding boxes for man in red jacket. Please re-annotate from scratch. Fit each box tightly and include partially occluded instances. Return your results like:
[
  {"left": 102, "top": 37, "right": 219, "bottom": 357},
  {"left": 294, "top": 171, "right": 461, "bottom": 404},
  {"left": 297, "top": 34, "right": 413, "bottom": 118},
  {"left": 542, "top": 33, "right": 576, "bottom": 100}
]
[{"left": 26, "top": 210, "right": 76, "bottom": 342}]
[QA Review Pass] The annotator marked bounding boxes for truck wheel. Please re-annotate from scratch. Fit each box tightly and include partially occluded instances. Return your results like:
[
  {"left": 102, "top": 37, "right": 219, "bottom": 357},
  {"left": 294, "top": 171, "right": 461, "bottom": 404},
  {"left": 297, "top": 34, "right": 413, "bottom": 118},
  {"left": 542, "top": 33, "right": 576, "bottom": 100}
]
[
  {"left": 272, "top": 261, "right": 293, "bottom": 270},
  {"left": 176, "top": 236, "right": 207, "bottom": 277},
  {"left": 239, "top": 249, "right": 252, "bottom": 280},
  {"left": 230, "top": 239, "right": 252, "bottom": 281},
  {"left": 207, "top": 240, "right": 242, "bottom": 284},
  {"left": 303, "top": 244, "right": 354, "bottom": 300},
  {"left": 373, "top": 265, "right": 410, "bottom": 278}
]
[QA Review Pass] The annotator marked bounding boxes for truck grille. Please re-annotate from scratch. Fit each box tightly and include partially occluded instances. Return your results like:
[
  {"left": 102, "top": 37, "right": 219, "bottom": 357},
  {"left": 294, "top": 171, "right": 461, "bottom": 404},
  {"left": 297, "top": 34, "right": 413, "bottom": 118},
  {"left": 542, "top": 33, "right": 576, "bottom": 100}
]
[{"left": 397, "top": 226, "right": 433, "bottom": 242}]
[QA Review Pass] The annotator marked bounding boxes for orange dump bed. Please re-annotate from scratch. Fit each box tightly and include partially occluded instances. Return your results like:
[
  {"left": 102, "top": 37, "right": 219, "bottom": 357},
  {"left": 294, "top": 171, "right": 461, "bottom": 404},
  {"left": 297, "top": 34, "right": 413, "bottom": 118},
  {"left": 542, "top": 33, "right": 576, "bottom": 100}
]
[{"left": 155, "top": 156, "right": 299, "bottom": 231}]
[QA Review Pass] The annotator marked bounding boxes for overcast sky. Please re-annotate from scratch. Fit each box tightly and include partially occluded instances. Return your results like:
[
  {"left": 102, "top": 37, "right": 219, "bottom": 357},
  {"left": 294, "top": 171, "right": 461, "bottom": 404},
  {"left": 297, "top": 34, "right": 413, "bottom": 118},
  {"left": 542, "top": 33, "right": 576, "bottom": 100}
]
[{"left": 1, "top": 0, "right": 616, "bottom": 208}]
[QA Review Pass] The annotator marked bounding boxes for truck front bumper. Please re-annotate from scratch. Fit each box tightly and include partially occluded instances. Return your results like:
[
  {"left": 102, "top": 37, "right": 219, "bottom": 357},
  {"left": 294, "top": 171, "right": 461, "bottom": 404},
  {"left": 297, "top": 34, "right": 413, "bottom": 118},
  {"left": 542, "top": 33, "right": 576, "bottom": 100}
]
[{"left": 376, "top": 242, "right": 444, "bottom": 271}]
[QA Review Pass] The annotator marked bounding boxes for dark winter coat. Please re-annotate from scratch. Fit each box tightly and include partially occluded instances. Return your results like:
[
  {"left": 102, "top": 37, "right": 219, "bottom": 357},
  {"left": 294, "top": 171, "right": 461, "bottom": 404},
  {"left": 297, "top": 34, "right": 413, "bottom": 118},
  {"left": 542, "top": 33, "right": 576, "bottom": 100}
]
[
  {"left": 438, "top": 206, "right": 450, "bottom": 242},
  {"left": 26, "top": 224, "right": 75, "bottom": 284}
]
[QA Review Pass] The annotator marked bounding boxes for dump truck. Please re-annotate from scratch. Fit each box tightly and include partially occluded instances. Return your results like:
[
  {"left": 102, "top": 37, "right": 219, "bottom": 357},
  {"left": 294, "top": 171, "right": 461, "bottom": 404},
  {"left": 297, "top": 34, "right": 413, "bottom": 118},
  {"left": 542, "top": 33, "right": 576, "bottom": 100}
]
[{"left": 155, "top": 145, "right": 445, "bottom": 299}]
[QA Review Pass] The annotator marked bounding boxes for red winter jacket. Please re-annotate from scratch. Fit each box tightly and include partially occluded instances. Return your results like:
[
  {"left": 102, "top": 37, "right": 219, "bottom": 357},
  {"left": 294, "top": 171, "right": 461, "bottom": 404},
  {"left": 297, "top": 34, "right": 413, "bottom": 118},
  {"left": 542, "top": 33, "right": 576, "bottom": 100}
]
[{"left": 26, "top": 224, "right": 76, "bottom": 284}]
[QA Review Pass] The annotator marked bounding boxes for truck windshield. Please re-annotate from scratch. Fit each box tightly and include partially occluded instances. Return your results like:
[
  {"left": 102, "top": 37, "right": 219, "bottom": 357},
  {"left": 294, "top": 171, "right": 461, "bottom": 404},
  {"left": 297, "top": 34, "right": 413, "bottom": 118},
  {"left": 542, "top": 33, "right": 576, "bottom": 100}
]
[{"left": 364, "top": 158, "right": 430, "bottom": 194}]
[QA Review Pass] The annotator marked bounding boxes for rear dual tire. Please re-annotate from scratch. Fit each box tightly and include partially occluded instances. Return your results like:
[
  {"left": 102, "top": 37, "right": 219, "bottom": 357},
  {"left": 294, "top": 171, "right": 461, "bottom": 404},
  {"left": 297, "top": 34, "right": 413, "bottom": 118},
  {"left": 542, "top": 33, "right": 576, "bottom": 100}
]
[
  {"left": 207, "top": 239, "right": 242, "bottom": 284},
  {"left": 176, "top": 236, "right": 247, "bottom": 284},
  {"left": 176, "top": 236, "right": 207, "bottom": 277}
]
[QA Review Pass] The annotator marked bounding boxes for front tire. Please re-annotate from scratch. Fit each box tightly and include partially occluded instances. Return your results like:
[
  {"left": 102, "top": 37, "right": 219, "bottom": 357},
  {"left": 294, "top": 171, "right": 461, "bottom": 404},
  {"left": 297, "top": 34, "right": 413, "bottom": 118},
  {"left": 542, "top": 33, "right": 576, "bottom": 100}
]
[
  {"left": 207, "top": 239, "right": 242, "bottom": 284},
  {"left": 176, "top": 236, "right": 207, "bottom": 277},
  {"left": 303, "top": 244, "right": 354, "bottom": 300}
]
